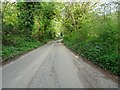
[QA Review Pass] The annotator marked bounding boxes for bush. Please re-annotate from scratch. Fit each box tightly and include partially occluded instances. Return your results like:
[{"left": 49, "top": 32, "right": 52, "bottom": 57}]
[
  {"left": 2, "top": 37, "right": 42, "bottom": 61},
  {"left": 63, "top": 30, "right": 120, "bottom": 75}
]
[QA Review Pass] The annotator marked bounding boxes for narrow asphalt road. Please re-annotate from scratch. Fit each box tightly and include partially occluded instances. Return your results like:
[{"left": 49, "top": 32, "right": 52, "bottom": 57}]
[{"left": 2, "top": 40, "right": 118, "bottom": 88}]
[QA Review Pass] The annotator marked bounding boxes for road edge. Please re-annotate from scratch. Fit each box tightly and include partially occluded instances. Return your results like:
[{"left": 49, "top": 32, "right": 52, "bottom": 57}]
[{"left": 62, "top": 42, "right": 120, "bottom": 87}]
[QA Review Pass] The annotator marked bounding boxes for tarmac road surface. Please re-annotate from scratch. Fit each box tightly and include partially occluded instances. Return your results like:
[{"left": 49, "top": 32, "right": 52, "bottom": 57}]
[{"left": 2, "top": 40, "right": 118, "bottom": 88}]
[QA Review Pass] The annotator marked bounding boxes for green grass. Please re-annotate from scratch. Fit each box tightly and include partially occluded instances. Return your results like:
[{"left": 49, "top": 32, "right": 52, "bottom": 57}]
[{"left": 2, "top": 40, "right": 43, "bottom": 61}]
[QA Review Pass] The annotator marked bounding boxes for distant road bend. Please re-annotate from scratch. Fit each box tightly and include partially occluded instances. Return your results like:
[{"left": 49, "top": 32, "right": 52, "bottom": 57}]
[{"left": 2, "top": 40, "right": 118, "bottom": 88}]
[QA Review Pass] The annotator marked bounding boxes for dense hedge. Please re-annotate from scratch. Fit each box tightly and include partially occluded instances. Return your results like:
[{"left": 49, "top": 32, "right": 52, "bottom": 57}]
[
  {"left": 2, "top": 37, "right": 43, "bottom": 61},
  {"left": 63, "top": 2, "right": 120, "bottom": 76},
  {"left": 63, "top": 31, "right": 120, "bottom": 75},
  {"left": 2, "top": 2, "right": 57, "bottom": 60}
]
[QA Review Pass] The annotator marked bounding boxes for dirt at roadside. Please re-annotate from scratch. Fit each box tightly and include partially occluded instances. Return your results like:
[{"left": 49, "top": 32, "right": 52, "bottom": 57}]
[{"left": 63, "top": 43, "right": 120, "bottom": 87}]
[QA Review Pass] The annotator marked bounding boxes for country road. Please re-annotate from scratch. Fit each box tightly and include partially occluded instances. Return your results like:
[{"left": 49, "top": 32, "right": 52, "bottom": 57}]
[{"left": 2, "top": 40, "right": 118, "bottom": 88}]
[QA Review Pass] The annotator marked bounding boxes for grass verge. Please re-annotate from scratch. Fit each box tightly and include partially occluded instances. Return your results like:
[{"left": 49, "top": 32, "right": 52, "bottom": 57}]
[{"left": 2, "top": 40, "right": 43, "bottom": 61}]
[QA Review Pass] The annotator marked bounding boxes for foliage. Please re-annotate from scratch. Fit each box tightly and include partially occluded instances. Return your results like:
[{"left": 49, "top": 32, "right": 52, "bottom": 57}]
[
  {"left": 2, "top": 39, "right": 42, "bottom": 60},
  {"left": 2, "top": 2, "right": 58, "bottom": 60},
  {"left": 2, "top": 1, "right": 119, "bottom": 76},
  {"left": 63, "top": 2, "right": 120, "bottom": 75}
]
